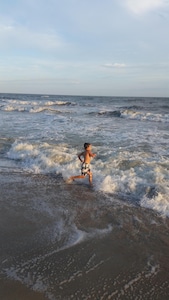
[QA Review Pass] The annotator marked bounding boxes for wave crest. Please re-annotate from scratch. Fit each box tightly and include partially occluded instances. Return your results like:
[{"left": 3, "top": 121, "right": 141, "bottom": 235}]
[{"left": 95, "top": 109, "right": 169, "bottom": 123}]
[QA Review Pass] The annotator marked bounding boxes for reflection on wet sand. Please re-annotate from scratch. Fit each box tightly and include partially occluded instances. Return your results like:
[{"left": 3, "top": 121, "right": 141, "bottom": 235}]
[{"left": 0, "top": 172, "right": 169, "bottom": 299}]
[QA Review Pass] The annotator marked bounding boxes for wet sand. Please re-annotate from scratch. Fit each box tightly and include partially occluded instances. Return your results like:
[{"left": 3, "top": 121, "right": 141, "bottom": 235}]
[
  {"left": 0, "top": 277, "right": 47, "bottom": 300},
  {"left": 0, "top": 170, "right": 169, "bottom": 299}
]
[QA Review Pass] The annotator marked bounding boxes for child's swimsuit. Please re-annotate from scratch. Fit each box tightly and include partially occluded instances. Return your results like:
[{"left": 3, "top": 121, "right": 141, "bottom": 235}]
[{"left": 81, "top": 163, "right": 90, "bottom": 176}]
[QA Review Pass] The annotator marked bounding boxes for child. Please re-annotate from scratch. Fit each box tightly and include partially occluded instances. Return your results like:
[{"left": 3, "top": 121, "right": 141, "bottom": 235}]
[{"left": 68, "top": 143, "right": 96, "bottom": 185}]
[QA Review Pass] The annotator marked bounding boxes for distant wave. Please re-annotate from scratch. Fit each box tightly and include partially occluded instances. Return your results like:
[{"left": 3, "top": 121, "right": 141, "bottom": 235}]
[
  {"left": 1, "top": 105, "right": 71, "bottom": 114},
  {"left": 0, "top": 99, "right": 76, "bottom": 114},
  {"left": 47, "top": 101, "right": 75, "bottom": 106},
  {"left": 160, "top": 105, "right": 169, "bottom": 110},
  {"left": 120, "top": 105, "right": 145, "bottom": 110},
  {"left": 93, "top": 109, "right": 169, "bottom": 123},
  {"left": 2, "top": 99, "right": 75, "bottom": 106},
  {"left": 88, "top": 110, "right": 121, "bottom": 117},
  {"left": 30, "top": 107, "right": 63, "bottom": 114},
  {"left": 98, "top": 111, "right": 121, "bottom": 117},
  {"left": 2, "top": 105, "right": 28, "bottom": 112},
  {"left": 121, "top": 109, "right": 169, "bottom": 123}
]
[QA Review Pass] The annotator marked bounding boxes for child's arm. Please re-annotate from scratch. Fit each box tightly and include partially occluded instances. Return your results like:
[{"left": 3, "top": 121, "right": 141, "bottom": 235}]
[
  {"left": 89, "top": 151, "right": 96, "bottom": 158},
  {"left": 78, "top": 152, "right": 84, "bottom": 162}
]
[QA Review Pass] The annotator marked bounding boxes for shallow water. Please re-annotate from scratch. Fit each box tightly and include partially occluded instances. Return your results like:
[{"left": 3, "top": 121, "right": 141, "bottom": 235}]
[
  {"left": 0, "top": 171, "right": 169, "bottom": 299},
  {"left": 1, "top": 93, "right": 169, "bottom": 298}
]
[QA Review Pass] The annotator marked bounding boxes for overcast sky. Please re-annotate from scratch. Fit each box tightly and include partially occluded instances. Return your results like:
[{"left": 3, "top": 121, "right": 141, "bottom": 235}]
[{"left": 0, "top": 0, "right": 169, "bottom": 97}]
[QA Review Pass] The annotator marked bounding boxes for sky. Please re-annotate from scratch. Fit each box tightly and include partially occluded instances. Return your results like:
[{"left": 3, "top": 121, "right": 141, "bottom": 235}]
[{"left": 0, "top": 0, "right": 169, "bottom": 97}]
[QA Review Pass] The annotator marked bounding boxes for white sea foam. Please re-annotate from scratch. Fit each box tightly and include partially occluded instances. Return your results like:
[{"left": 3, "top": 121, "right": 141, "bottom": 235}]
[
  {"left": 2, "top": 105, "right": 27, "bottom": 112},
  {"left": 141, "top": 193, "right": 169, "bottom": 217},
  {"left": 121, "top": 109, "right": 169, "bottom": 123},
  {"left": 2, "top": 94, "right": 169, "bottom": 218},
  {"left": 7, "top": 141, "right": 76, "bottom": 175},
  {"left": 96, "top": 108, "right": 169, "bottom": 123},
  {"left": 29, "top": 106, "right": 61, "bottom": 113},
  {"left": 3, "top": 222, "right": 113, "bottom": 300},
  {"left": 1, "top": 99, "right": 75, "bottom": 107},
  {"left": 0, "top": 98, "right": 75, "bottom": 115},
  {"left": 2, "top": 105, "right": 66, "bottom": 114},
  {"left": 7, "top": 139, "right": 169, "bottom": 217}
]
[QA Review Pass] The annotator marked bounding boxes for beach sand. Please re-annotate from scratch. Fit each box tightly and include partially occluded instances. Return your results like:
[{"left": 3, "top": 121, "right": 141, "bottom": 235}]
[
  {"left": 0, "top": 277, "right": 47, "bottom": 300},
  {"left": 0, "top": 171, "right": 169, "bottom": 299}
]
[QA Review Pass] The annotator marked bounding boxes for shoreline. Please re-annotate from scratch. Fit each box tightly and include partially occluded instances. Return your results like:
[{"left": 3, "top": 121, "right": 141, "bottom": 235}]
[
  {"left": 1, "top": 170, "right": 169, "bottom": 299},
  {"left": 0, "top": 277, "right": 48, "bottom": 300}
]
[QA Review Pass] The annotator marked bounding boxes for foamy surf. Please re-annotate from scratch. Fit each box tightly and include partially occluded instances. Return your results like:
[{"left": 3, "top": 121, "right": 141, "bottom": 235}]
[
  {"left": 1, "top": 93, "right": 169, "bottom": 300},
  {"left": 6, "top": 138, "right": 169, "bottom": 217},
  {"left": 1, "top": 93, "right": 169, "bottom": 219},
  {"left": 1, "top": 170, "right": 169, "bottom": 300}
]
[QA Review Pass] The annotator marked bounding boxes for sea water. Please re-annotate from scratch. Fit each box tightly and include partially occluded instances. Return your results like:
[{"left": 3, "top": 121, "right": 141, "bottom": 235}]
[
  {"left": 1, "top": 93, "right": 169, "bottom": 216},
  {"left": 1, "top": 93, "right": 169, "bottom": 299}
]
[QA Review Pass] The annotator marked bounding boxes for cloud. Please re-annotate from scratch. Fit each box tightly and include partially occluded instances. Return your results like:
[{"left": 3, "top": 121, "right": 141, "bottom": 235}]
[
  {"left": 103, "top": 63, "right": 126, "bottom": 68},
  {"left": 124, "top": 0, "right": 166, "bottom": 14},
  {"left": 0, "top": 22, "right": 64, "bottom": 52}
]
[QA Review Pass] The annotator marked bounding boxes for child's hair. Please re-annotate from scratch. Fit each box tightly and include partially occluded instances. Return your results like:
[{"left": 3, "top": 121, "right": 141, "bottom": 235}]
[{"left": 84, "top": 143, "right": 90, "bottom": 149}]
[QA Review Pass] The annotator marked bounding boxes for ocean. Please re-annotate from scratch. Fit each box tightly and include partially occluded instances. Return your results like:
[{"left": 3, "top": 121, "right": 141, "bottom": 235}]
[{"left": 0, "top": 93, "right": 169, "bottom": 299}]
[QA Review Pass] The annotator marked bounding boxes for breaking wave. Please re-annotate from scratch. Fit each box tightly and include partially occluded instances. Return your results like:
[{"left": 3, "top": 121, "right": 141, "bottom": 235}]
[
  {"left": 7, "top": 140, "right": 169, "bottom": 218},
  {"left": 0, "top": 99, "right": 75, "bottom": 114},
  {"left": 95, "top": 109, "right": 169, "bottom": 123}
]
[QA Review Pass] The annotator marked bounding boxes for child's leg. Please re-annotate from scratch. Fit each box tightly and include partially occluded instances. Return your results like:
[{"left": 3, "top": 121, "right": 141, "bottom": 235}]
[
  {"left": 88, "top": 171, "right": 93, "bottom": 185},
  {"left": 70, "top": 175, "right": 85, "bottom": 181}
]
